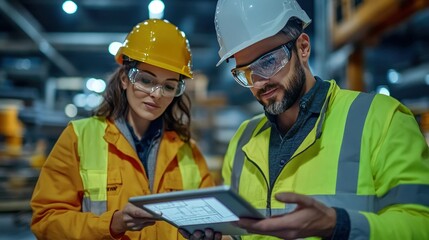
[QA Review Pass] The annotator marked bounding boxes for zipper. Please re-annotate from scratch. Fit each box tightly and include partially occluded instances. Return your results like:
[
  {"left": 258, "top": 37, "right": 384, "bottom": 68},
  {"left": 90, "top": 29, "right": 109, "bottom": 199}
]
[{"left": 245, "top": 153, "right": 272, "bottom": 217}]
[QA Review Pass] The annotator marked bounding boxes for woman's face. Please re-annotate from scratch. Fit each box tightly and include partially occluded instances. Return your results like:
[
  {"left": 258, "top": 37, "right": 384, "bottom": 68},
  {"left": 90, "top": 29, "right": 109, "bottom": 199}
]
[{"left": 121, "top": 62, "right": 180, "bottom": 122}]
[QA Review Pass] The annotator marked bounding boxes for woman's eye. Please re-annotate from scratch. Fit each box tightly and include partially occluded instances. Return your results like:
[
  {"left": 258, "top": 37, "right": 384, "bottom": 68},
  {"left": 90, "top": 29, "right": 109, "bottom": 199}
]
[
  {"left": 164, "top": 83, "right": 177, "bottom": 92},
  {"left": 137, "top": 77, "right": 153, "bottom": 85}
]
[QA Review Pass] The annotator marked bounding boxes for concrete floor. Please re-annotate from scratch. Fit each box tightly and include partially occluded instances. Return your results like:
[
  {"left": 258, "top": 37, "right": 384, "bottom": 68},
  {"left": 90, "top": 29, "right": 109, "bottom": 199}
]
[{"left": 0, "top": 212, "right": 36, "bottom": 240}]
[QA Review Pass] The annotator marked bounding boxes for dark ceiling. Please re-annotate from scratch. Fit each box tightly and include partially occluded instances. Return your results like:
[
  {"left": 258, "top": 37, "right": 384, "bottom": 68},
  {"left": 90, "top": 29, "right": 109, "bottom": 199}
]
[
  {"left": 0, "top": 0, "right": 428, "bottom": 108},
  {"left": 0, "top": 0, "right": 222, "bottom": 77}
]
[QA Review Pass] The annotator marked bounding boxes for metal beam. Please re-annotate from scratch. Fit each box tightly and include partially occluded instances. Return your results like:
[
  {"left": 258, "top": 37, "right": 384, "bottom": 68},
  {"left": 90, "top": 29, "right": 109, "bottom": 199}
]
[
  {"left": 314, "top": 0, "right": 331, "bottom": 79},
  {"left": 0, "top": 32, "right": 215, "bottom": 52},
  {"left": 0, "top": 0, "right": 78, "bottom": 76},
  {"left": 332, "top": 0, "right": 429, "bottom": 50}
]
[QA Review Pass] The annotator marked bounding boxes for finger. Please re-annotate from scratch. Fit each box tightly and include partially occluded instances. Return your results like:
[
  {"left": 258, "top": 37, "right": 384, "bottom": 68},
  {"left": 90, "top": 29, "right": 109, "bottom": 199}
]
[
  {"left": 124, "top": 204, "right": 152, "bottom": 218},
  {"left": 126, "top": 220, "right": 156, "bottom": 231},
  {"left": 204, "top": 228, "right": 214, "bottom": 239},
  {"left": 237, "top": 218, "right": 284, "bottom": 236},
  {"left": 134, "top": 208, "right": 153, "bottom": 218},
  {"left": 143, "top": 220, "right": 156, "bottom": 227},
  {"left": 189, "top": 230, "right": 204, "bottom": 240},
  {"left": 178, "top": 228, "right": 190, "bottom": 238},
  {"left": 238, "top": 217, "right": 291, "bottom": 232},
  {"left": 275, "top": 192, "right": 314, "bottom": 206},
  {"left": 214, "top": 231, "right": 222, "bottom": 240},
  {"left": 151, "top": 210, "right": 163, "bottom": 220},
  {"left": 130, "top": 226, "right": 141, "bottom": 231}
]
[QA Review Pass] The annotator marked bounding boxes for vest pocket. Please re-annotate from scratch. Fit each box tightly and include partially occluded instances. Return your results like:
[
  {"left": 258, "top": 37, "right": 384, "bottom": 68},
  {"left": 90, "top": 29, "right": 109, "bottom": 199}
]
[
  {"left": 162, "top": 172, "right": 183, "bottom": 192},
  {"left": 107, "top": 168, "right": 122, "bottom": 196}
]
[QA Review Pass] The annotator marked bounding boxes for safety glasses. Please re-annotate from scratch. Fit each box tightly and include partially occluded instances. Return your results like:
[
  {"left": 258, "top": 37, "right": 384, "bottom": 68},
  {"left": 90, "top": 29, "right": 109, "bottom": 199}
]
[
  {"left": 128, "top": 68, "right": 185, "bottom": 97},
  {"left": 231, "top": 39, "right": 295, "bottom": 88}
]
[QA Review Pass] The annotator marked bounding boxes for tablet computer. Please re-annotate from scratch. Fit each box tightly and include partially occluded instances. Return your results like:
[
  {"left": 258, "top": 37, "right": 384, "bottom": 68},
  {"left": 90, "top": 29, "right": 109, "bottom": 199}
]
[{"left": 129, "top": 185, "right": 265, "bottom": 235}]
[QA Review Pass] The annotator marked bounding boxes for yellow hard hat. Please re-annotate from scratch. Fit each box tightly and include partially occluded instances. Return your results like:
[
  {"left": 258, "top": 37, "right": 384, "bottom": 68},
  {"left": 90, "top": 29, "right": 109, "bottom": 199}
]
[{"left": 115, "top": 19, "right": 193, "bottom": 79}]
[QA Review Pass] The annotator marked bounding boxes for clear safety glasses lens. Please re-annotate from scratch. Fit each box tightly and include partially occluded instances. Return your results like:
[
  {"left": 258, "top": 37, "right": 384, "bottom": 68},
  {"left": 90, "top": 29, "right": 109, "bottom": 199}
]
[
  {"left": 230, "top": 42, "right": 293, "bottom": 88},
  {"left": 128, "top": 68, "right": 185, "bottom": 97}
]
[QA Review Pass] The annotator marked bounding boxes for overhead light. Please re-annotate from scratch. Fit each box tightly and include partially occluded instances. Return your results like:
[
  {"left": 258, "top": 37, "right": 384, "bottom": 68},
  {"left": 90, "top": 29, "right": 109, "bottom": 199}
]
[
  {"left": 148, "top": 0, "right": 165, "bottom": 19},
  {"left": 62, "top": 1, "right": 78, "bottom": 15},
  {"left": 387, "top": 69, "right": 400, "bottom": 84},
  {"left": 377, "top": 85, "right": 390, "bottom": 96},
  {"left": 393, "top": 63, "right": 429, "bottom": 86},
  {"left": 86, "top": 93, "right": 103, "bottom": 109},
  {"left": 73, "top": 93, "right": 87, "bottom": 108},
  {"left": 108, "top": 42, "right": 122, "bottom": 56},
  {"left": 65, "top": 104, "right": 78, "bottom": 118},
  {"left": 86, "top": 78, "right": 106, "bottom": 93}
]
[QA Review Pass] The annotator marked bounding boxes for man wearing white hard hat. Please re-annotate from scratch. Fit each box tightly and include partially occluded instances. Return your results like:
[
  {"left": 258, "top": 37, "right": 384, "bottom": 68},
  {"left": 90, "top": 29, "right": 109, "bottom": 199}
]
[{"left": 182, "top": 0, "right": 429, "bottom": 239}]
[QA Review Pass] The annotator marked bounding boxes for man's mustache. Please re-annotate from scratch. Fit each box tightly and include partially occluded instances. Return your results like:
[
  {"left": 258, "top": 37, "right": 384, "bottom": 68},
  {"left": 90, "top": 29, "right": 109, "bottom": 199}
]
[{"left": 257, "top": 83, "right": 278, "bottom": 97}]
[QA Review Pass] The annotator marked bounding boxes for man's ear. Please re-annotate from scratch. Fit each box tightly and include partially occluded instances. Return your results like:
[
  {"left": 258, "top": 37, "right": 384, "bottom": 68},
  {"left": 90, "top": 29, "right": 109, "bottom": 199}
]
[{"left": 296, "top": 33, "right": 311, "bottom": 61}]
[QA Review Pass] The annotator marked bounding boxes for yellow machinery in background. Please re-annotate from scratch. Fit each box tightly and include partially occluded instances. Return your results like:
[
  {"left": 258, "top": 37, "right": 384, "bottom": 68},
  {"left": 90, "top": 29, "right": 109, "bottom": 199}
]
[
  {"left": 0, "top": 100, "right": 44, "bottom": 225},
  {"left": 0, "top": 103, "right": 24, "bottom": 155}
]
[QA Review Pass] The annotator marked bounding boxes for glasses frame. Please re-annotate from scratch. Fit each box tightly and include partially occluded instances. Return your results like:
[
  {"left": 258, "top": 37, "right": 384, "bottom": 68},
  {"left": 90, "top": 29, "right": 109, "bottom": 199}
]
[
  {"left": 127, "top": 67, "right": 186, "bottom": 97},
  {"left": 231, "top": 38, "right": 296, "bottom": 88}
]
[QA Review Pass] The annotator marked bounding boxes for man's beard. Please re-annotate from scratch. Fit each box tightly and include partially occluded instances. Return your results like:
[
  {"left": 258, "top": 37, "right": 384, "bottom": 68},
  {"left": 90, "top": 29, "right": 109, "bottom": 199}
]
[{"left": 258, "top": 59, "right": 306, "bottom": 115}]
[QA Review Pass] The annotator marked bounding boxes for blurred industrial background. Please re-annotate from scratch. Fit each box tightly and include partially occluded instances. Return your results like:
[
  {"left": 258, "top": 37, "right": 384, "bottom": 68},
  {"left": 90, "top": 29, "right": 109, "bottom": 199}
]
[{"left": 0, "top": 0, "right": 429, "bottom": 239}]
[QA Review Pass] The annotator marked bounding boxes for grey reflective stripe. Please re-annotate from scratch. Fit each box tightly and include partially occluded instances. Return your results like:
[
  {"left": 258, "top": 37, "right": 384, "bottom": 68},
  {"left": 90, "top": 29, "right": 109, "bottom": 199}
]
[
  {"left": 82, "top": 196, "right": 90, "bottom": 212},
  {"left": 231, "top": 115, "right": 267, "bottom": 192},
  {"left": 262, "top": 184, "right": 429, "bottom": 215},
  {"left": 268, "top": 204, "right": 297, "bottom": 215},
  {"left": 336, "top": 93, "right": 374, "bottom": 240},
  {"left": 348, "top": 210, "right": 370, "bottom": 240},
  {"left": 376, "top": 184, "right": 429, "bottom": 211},
  {"left": 337, "top": 93, "right": 375, "bottom": 193},
  {"left": 82, "top": 197, "right": 106, "bottom": 216},
  {"left": 313, "top": 195, "right": 375, "bottom": 211}
]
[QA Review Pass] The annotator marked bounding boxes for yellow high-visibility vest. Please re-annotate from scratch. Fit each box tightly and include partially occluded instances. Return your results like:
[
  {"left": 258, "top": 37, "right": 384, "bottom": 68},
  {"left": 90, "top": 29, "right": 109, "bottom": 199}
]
[{"left": 72, "top": 117, "right": 201, "bottom": 215}]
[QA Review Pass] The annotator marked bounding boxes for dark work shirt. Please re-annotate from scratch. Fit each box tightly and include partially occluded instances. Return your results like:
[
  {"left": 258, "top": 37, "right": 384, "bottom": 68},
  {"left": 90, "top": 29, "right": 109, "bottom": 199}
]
[
  {"left": 126, "top": 118, "right": 162, "bottom": 176},
  {"left": 266, "top": 77, "right": 329, "bottom": 186},
  {"left": 266, "top": 77, "right": 350, "bottom": 240}
]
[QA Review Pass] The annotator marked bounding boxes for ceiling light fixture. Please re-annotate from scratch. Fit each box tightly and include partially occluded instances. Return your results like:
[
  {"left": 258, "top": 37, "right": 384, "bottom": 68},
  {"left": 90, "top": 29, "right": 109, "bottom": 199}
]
[
  {"left": 148, "top": 0, "right": 165, "bottom": 19},
  {"left": 62, "top": 1, "right": 78, "bottom": 15}
]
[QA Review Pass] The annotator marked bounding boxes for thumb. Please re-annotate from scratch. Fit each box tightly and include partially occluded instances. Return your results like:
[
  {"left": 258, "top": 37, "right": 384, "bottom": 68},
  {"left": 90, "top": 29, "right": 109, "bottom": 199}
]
[{"left": 275, "top": 192, "right": 314, "bottom": 208}]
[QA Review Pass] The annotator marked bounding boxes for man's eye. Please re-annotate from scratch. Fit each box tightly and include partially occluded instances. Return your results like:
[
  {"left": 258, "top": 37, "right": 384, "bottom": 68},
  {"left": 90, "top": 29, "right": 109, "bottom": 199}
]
[{"left": 259, "top": 56, "right": 276, "bottom": 70}]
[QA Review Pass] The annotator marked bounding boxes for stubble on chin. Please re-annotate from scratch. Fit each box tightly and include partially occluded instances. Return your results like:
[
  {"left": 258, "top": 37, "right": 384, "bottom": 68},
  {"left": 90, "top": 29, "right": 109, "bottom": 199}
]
[
  {"left": 262, "top": 61, "right": 306, "bottom": 115},
  {"left": 264, "top": 94, "right": 289, "bottom": 115}
]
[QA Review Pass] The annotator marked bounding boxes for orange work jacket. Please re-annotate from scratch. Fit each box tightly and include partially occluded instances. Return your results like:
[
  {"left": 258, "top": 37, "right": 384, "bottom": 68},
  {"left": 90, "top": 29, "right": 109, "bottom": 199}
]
[{"left": 31, "top": 118, "right": 215, "bottom": 239}]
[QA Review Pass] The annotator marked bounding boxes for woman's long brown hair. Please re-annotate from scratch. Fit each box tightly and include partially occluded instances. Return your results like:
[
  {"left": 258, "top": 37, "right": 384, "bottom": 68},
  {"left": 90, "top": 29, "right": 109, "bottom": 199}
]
[{"left": 93, "top": 63, "right": 192, "bottom": 142}]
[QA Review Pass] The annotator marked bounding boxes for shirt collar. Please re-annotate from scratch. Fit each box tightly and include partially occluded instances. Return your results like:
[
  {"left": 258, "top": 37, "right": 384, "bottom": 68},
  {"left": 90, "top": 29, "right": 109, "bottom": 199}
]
[{"left": 126, "top": 117, "right": 163, "bottom": 143}]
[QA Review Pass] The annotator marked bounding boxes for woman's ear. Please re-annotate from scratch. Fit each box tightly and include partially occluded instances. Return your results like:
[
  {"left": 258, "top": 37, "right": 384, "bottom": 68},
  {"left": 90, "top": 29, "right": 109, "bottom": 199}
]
[
  {"left": 296, "top": 33, "right": 311, "bottom": 61},
  {"left": 120, "top": 71, "right": 128, "bottom": 90}
]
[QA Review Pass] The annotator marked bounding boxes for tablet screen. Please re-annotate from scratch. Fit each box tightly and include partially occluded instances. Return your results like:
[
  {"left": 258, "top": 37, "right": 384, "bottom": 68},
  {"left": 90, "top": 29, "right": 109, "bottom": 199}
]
[
  {"left": 129, "top": 185, "right": 265, "bottom": 235},
  {"left": 144, "top": 197, "right": 238, "bottom": 226}
]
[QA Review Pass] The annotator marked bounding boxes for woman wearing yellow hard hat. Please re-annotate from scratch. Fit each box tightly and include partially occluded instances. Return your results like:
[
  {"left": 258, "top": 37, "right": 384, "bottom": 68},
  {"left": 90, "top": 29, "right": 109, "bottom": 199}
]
[{"left": 30, "top": 19, "right": 215, "bottom": 240}]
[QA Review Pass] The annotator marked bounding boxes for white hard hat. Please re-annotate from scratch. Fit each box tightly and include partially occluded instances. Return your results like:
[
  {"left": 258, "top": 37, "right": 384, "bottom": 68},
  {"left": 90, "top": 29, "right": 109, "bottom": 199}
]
[{"left": 214, "top": 0, "right": 311, "bottom": 66}]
